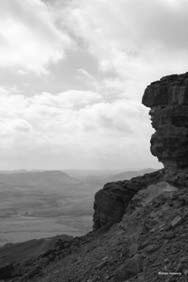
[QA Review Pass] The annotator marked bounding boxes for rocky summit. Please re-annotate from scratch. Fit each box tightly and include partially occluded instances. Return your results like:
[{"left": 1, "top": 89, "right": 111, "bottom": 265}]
[
  {"left": 142, "top": 73, "right": 188, "bottom": 172},
  {"left": 0, "top": 73, "right": 188, "bottom": 282}
]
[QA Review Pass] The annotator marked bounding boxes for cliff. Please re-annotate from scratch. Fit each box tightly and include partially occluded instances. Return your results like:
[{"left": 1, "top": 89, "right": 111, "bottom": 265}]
[
  {"left": 0, "top": 73, "right": 188, "bottom": 282},
  {"left": 93, "top": 73, "right": 188, "bottom": 231},
  {"left": 143, "top": 73, "right": 188, "bottom": 172}
]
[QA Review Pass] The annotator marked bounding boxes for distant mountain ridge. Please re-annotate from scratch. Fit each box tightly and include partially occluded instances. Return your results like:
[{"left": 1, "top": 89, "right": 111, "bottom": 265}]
[
  {"left": 66, "top": 168, "right": 157, "bottom": 185},
  {"left": 109, "top": 168, "right": 156, "bottom": 181},
  {"left": 0, "top": 170, "right": 79, "bottom": 193}
]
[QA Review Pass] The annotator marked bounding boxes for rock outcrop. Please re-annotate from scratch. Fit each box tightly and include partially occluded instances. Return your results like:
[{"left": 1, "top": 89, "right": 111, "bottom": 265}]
[
  {"left": 93, "top": 170, "right": 164, "bottom": 229},
  {"left": 142, "top": 73, "right": 188, "bottom": 172},
  {"left": 93, "top": 72, "right": 188, "bottom": 230}
]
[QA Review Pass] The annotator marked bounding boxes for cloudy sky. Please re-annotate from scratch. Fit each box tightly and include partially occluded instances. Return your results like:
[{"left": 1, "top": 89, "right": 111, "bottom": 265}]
[{"left": 0, "top": 0, "right": 188, "bottom": 170}]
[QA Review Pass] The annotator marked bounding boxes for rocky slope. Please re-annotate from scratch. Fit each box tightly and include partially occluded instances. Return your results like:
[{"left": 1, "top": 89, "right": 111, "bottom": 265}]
[
  {"left": 93, "top": 169, "right": 164, "bottom": 230},
  {"left": 0, "top": 72, "right": 188, "bottom": 282}
]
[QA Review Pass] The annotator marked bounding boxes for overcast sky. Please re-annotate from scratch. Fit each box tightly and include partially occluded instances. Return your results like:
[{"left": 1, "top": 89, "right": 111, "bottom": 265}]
[{"left": 0, "top": 0, "right": 188, "bottom": 170}]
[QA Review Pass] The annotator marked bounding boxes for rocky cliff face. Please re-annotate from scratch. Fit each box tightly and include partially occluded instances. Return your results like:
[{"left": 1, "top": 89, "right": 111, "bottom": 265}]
[
  {"left": 93, "top": 170, "right": 164, "bottom": 229},
  {"left": 93, "top": 73, "right": 188, "bottom": 230},
  {"left": 142, "top": 73, "right": 188, "bottom": 171},
  {"left": 0, "top": 73, "right": 188, "bottom": 282}
]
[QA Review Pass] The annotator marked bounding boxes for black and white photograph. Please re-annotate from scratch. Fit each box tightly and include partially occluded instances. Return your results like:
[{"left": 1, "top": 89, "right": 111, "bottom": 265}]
[{"left": 0, "top": 0, "right": 187, "bottom": 281}]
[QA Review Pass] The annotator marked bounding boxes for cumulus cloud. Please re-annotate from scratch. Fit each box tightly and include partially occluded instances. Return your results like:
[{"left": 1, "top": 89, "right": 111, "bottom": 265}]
[
  {"left": 0, "top": 88, "right": 156, "bottom": 169},
  {"left": 3, "top": 0, "right": 187, "bottom": 169},
  {"left": 58, "top": 0, "right": 188, "bottom": 100},
  {"left": 0, "top": 0, "right": 71, "bottom": 74}
]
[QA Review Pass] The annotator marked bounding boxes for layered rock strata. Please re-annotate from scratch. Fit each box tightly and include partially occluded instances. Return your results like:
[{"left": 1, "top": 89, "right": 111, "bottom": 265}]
[
  {"left": 93, "top": 170, "right": 164, "bottom": 229},
  {"left": 93, "top": 72, "right": 188, "bottom": 230},
  {"left": 142, "top": 73, "right": 188, "bottom": 171}
]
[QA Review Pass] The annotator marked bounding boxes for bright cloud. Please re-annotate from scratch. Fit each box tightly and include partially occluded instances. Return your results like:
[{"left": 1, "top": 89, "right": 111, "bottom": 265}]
[
  {"left": 0, "top": 0, "right": 71, "bottom": 74},
  {"left": 59, "top": 0, "right": 188, "bottom": 99},
  {"left": 2, "top": 0, "right": 188, "bottom": 169},
  {"left": 0, "top": 88, "right": 156, "bottom": 169}
]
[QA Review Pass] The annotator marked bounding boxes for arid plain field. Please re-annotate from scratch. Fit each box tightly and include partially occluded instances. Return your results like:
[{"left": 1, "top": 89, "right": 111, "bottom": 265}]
[{"left": 0, "top": 169, "right": 153, "bottom": 246}]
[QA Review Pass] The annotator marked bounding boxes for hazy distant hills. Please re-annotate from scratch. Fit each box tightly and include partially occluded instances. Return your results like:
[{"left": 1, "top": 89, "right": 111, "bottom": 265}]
[
  {"left": 0, "top": 168, "right": 156, "bottom": 246},
  {"left": 109, "top": 168, "right": 156, "bottom": 181},
  {"left": 66, "top": 169, "right": 115, "bottom": 185},
  {"left": 0, "top": 170, "right": 96, "bottom": 246},
  {"left": 66, "top": 168, "right": 156, "bottom": 184},
  {"left": 0, "top": 170, "right": 79, "bottom": 192}
]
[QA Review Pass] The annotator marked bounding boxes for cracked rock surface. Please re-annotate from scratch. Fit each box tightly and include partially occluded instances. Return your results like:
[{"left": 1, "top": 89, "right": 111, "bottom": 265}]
[{"left": 142, "top": 72, "right": 188, "bottom": 171}]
